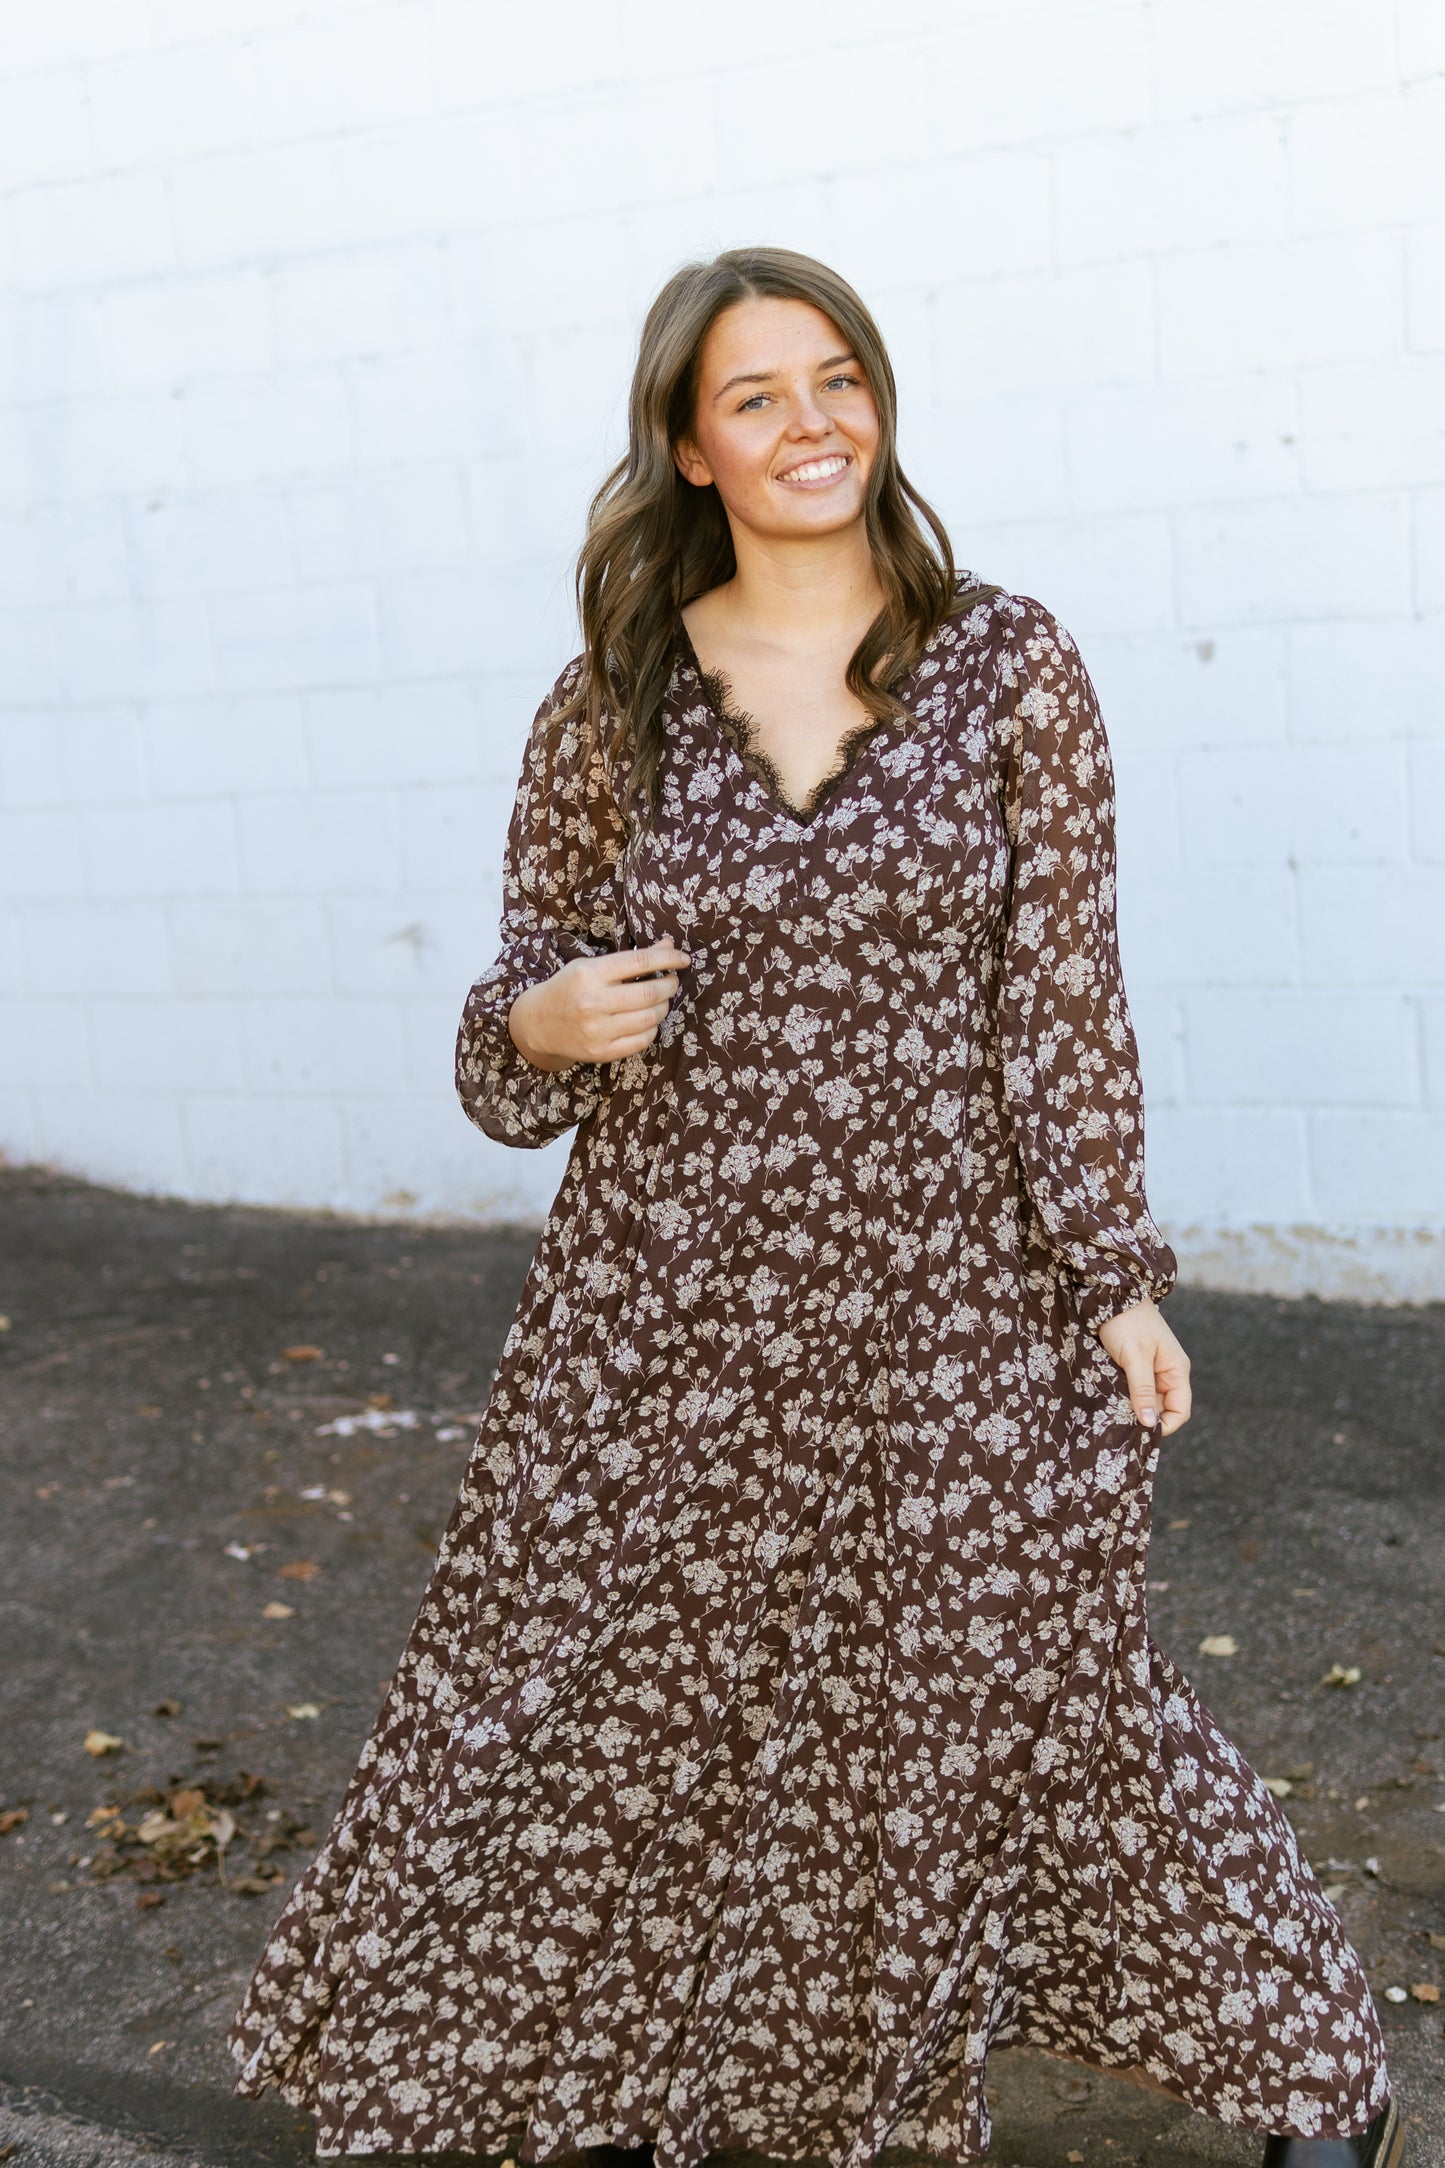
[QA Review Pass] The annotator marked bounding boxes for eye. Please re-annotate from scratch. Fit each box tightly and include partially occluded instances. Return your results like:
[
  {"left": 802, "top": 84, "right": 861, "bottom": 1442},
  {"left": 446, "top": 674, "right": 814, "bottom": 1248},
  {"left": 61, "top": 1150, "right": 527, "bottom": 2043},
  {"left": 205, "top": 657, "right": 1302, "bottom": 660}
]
[
  {"left": 738, "top": 392, "right": 770, "bottom": 412},
  {"left": 823, "top": 373, "right": 860, "bottom": 392}
]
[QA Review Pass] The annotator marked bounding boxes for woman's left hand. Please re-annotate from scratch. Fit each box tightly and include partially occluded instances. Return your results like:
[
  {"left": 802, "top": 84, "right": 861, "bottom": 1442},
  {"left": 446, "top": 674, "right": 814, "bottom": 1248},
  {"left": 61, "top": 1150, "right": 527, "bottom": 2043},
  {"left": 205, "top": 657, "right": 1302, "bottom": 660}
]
[{"left": 1097, "top": 1297, "right": 1192, "bottom": 1436}]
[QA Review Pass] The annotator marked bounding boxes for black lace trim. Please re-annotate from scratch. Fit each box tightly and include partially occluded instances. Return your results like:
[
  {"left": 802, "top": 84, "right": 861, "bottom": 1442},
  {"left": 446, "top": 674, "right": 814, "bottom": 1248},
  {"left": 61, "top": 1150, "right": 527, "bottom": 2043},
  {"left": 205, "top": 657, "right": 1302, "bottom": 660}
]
[
  {"left": 694, "top": 659, "right": 893, "bottom": 827},
  {"left": 676, "top": 581, "right": 1004, "bottom": 829}
]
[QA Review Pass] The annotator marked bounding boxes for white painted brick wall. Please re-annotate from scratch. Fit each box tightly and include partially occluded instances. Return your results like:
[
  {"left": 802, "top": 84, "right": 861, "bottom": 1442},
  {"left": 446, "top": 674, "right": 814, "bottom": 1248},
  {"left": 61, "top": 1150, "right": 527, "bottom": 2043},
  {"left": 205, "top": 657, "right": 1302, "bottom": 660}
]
[{"left": 1, "top": 0, "right": 1442, "bottom": 1298}]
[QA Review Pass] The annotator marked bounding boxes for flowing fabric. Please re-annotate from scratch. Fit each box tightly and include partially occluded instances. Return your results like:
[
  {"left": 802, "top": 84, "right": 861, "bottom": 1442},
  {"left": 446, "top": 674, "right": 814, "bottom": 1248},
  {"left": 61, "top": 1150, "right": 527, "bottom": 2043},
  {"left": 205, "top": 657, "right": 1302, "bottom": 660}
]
[{"left": 229, "top": 579, "right": 1389, "bottom": 2161}]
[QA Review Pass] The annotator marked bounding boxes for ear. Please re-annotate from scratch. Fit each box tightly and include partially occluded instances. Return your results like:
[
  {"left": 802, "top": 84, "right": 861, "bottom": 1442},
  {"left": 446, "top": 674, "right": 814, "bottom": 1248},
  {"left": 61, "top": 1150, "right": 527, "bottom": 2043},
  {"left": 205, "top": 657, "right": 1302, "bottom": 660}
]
[{"left": 673, "top": 436, "right": 713, "bottom": 489}]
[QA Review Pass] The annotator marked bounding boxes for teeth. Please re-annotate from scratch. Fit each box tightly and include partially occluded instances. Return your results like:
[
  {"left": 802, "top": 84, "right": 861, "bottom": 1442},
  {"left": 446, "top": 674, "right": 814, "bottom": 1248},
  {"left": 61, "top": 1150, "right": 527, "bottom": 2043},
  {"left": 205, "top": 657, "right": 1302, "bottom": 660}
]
[{"left": 781, "top": 455, "right": 848, "bottom": 483}]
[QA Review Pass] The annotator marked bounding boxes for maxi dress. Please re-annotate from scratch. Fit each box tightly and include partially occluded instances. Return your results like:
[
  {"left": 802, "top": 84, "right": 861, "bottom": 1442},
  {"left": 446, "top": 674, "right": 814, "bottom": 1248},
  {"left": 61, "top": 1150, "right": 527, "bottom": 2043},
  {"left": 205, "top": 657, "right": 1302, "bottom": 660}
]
[{"left": 229, "top": 580, "right": 1389, "bottom": 2161}]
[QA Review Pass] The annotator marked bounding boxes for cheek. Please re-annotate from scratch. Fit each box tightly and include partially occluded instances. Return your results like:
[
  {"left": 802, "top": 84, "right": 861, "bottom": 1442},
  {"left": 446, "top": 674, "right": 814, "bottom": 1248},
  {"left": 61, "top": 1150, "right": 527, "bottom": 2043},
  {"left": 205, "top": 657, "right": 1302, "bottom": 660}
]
[{"left": 702, "top": 427, "right": 773, "bottom": 504}]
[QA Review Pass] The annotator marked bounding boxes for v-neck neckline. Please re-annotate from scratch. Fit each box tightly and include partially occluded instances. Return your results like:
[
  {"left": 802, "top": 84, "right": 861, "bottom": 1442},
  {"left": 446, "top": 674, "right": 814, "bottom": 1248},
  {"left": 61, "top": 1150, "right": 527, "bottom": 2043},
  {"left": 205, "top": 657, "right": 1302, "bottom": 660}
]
[{"left": 673, "top": 614, "right": 906, "bottom": 833}]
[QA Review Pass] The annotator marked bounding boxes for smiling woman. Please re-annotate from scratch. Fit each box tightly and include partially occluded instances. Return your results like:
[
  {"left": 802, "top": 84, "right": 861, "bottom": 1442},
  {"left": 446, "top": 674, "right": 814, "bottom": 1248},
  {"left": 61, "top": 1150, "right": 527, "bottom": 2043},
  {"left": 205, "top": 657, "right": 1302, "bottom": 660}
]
[{"left": 227, "top": 248, "right": 1400, "bottom": 2168}]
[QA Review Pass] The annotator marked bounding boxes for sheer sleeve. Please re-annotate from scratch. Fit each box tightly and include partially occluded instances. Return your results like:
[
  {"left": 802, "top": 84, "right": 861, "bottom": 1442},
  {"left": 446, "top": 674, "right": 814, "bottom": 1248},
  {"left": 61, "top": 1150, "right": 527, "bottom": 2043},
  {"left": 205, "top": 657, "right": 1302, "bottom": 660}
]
[
  {"left": 456, "top": 660, "right": 631, "bottom": 1150},
  {"left": 994, "top": 598, "right": 1177, "bottom": 1335}
]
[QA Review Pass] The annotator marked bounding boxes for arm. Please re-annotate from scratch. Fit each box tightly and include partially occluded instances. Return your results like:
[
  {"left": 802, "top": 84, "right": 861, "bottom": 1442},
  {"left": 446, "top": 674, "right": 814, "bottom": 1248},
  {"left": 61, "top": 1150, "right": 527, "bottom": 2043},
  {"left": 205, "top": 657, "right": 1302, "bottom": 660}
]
[
  {"left": 456, "top": 662, "right": 630, "bottom": 1149},
  {"left": 995, "top": 598, "right": 1178, "bottom": 1341}
]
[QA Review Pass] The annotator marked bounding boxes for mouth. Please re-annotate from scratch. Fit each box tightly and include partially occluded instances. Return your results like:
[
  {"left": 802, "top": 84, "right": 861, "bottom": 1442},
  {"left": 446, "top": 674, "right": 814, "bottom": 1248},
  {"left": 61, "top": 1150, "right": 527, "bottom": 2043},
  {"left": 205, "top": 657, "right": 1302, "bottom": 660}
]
[{"left": 774, "top": 452, "right": 852, "bottom": 489}]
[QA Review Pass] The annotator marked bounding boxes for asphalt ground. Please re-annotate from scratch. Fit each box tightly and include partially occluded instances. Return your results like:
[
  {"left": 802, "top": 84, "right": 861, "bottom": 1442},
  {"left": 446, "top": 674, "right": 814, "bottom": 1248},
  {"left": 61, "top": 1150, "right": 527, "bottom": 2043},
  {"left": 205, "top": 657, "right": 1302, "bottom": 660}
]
[{"left": 1, "top": 1163, "right": 1442, "bottom": 2167}]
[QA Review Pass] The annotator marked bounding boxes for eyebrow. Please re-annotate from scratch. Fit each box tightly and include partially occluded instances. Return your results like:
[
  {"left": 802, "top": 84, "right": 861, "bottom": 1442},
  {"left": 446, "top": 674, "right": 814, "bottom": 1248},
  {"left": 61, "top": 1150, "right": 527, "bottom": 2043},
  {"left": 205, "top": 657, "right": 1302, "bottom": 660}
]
[{"left": 712, "top": 352, "right": 859, "bottom": 402}]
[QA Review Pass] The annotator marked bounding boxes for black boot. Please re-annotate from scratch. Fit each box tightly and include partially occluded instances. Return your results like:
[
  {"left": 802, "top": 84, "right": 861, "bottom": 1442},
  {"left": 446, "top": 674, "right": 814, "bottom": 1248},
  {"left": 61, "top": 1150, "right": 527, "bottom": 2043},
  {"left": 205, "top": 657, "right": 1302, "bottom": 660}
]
[
  {"left": 588, "top": 2146, "right": 655, "bottom": 2168},
  {"left": 1262, "top": 2097, "right": 1403, "bottom": 2168}
]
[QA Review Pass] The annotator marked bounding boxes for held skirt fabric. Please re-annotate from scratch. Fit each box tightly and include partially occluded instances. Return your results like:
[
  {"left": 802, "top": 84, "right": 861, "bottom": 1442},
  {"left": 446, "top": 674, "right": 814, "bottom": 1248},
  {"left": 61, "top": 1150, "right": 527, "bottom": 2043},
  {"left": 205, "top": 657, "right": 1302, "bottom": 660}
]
[{"left": 229, "top": 582, "right": 1389, "bottom": 2161}]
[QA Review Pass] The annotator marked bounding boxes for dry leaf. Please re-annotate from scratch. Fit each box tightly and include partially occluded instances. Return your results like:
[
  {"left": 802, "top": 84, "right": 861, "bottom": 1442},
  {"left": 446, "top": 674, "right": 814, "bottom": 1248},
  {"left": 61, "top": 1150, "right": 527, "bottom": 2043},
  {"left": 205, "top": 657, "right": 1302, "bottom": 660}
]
[
  {"left": 1323, "top": 1664, "right": 1362, "bottom": 1688},
  {"left": 262, "top": 1601, "right": 295, "bottom": 1620},
  {"left": 283, "top": 1344, "right": 324, "bottom": 1362},
  {"left": 148, "top": 2039, "right": 171, "bottom": 2054},
  {"left": 1262, "top": 1777, "right": 1293, "bottom": 1799},
  {"left": 153, "top": 1698, "right": 181, "bottom": 1718},
  {"left": 1428, "top": 1933, "right": 1445, "bottom": 1951},
  {"left": 0, "top": 1807, "right": 29, "bottom": 1836},
  {"left": 1198, "top": 1634, "right": 1238, "bottom": 1658},
  {"left": 287, "top": 1703, "right": 321, "bottom": 1721},
  {"left": 0, "top": 1315, "right": 11, "bottom": 1330},
  {"left": 278, "top": 1559, "right": 320, "bottom": 1581},
  {"left": 1411, "top": 1983, "right": 1440, "bottom": 2003},
  {"left": 85, "top": 1805, "right": 120, "bottom": 1829},
  {"left": 169, "top": 1788, "right": 206, "bottom": 1819},
  {"left": 136, "top": 1891, "right": 165, "bottom": 1911},
  {"left": 1067, "top": 2153, "right": 1085, "bottom": 2164},
  {"left": 83, "top": 1730, "right": 124, "bottom": 1757},
  {"left": 1167, "top": 1518, "right": 1190, "bottom": 1530}
]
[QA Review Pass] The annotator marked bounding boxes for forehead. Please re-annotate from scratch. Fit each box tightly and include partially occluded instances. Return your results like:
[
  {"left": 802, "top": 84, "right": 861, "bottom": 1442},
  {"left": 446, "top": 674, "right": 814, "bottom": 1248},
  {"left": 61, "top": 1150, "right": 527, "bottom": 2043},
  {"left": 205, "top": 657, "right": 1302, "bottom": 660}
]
[{"left": 696, "top": 295, "right": 851, "bottom": 384}]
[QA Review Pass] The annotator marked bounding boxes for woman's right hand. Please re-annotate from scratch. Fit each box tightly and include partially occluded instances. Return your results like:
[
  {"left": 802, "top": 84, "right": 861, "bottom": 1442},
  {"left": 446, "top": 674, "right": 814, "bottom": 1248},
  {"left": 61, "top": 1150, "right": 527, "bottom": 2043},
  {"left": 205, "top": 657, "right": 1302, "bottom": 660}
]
[{"left": 507, "top": 940, "right": 692, "bottom": 1073}]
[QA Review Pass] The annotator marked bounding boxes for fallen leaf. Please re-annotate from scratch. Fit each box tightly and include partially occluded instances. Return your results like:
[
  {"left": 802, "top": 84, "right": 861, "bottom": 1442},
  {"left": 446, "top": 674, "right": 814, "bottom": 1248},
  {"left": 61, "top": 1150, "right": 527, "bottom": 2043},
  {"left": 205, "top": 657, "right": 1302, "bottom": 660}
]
[
  {"left": 0, "top": 1807, "right": 29, "bottom": 1836},
  {"left": 262, "top": 1601, "right": 295, "bottom": 1620},
  {"left": 1355, "top": 1796, "right": 1371, "bottom": 1812},
  {"left": 1052, "top": 2073, "right": 1091, "bottom": 2103},
  {"left": 136, "top": 1891, "right": 166, "bottom": 1911},
  {"left": 0, "top": 1315, "right": 10, "bottom": 1330},
  {"left": 283, "top": 1344, "right": 324, "bottom": 1362},
  {"left": 1067, "top": 2153, "right": 1085, "bottom": 2164},
  {"left": 230, "top": 1871, "right": 286, "bottom": 1894},
  {"left": 1428, "top": 1933, "right": 1445, "bottom": 1951},
  {"left": 192, "top": 1736, "right": 223, "bottom": 1752},
  {"left": 278, "top": 1559, "right": 320, "bottom": 1581},
  {"left": 169, "top": 1788, "right": 207, "bottom": 1819},
  {"left": 148, "top": 2039, "right": 171, "bottom": 2053},
  {"left": 1411, "top": 1983, "right": 1440, "bottom": 2003},
  {"left": 1323, "top": 1883, "right": 1347, "bottom": 1902},
  {"left": 83, "top": 1730, "right": 124, "bottom": 1757},
  {"left": 1262, "top": 1777, "right": 1293, "bottom": 1799},
  {"left": 153, "top": 1698, "right": 181, "bottom": 1718},
  {"left": 1323, "top": 1663, "right": 1362, "bottom": 1688},
  {"left": 1167, "top": 1518, "right": 1190, "bottom": 1530},
  {"left": 1198, "top": 1634, "right": 1238, "bottom": 1658},
  {"left": 287, "top": 1703, "right": 321, "bottom": 1721}
]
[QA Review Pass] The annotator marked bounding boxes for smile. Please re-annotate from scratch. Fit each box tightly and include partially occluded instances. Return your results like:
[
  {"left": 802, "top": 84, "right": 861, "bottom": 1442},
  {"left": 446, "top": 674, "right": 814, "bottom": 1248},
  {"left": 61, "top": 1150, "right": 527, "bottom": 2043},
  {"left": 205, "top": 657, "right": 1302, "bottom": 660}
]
[{"left": 775, "top": 453, "right": 851, "bottom": 487}]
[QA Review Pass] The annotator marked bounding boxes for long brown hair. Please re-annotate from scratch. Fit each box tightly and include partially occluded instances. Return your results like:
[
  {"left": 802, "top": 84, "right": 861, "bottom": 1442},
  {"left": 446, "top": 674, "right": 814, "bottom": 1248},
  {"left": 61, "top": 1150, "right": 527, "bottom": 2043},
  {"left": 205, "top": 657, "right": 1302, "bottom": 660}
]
[{"left": 560, "top": 246, "right": 959, "bottom": 828}]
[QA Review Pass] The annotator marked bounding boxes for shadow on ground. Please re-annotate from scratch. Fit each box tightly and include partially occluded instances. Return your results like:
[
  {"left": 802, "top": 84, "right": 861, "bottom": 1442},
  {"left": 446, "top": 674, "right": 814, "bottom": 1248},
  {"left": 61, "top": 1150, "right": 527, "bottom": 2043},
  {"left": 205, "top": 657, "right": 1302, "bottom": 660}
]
[{"left": 1, "top": 1166, "right": 1441, "bottom": 2166}]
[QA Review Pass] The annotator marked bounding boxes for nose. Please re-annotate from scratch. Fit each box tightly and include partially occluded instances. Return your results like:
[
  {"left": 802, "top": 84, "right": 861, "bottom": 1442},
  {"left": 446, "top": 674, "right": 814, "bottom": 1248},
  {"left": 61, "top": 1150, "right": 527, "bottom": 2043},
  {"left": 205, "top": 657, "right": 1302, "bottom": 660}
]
[{"left": 783, "top": 384, "right": 831, "bottom": 438}]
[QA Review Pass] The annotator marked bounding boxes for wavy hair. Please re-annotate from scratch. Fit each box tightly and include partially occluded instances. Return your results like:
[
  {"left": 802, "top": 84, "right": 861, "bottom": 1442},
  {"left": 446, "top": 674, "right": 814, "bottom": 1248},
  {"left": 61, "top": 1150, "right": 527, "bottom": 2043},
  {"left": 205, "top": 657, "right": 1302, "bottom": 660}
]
[{"left": 559, "top": 246, "right": 959, "bottom": 829}]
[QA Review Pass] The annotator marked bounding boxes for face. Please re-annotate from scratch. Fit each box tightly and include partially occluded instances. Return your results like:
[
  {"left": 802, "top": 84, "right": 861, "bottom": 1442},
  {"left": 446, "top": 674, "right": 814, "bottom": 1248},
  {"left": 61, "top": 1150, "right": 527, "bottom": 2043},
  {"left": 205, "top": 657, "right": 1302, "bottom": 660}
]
[{"left": 674, "top": 295, "right": 881, "bottom": 545}]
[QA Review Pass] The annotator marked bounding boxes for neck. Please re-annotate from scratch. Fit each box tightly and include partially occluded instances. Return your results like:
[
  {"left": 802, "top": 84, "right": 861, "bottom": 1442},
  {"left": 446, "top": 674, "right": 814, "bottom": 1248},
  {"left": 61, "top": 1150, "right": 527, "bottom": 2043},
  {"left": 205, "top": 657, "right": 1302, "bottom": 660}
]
[{"left": 714, "top": 520, "right": 885, "bottom": 652}]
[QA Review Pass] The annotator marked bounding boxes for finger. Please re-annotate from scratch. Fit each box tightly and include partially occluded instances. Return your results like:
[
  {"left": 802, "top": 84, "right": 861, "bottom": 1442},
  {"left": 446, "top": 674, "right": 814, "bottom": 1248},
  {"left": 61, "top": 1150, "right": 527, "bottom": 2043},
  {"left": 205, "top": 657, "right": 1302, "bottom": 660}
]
[
  {"left": 607, "top": 975, "right": 679, "bottom": 1017},
  {"left": 1117, "top": 1347, "right": 1159, "bottom": 1429},
  {"left": 608, "top": 942, "right": 691, "bottom": 980},
  {"left": 1157, "top": 1361, "right": 1193, "bottom": 1437}
]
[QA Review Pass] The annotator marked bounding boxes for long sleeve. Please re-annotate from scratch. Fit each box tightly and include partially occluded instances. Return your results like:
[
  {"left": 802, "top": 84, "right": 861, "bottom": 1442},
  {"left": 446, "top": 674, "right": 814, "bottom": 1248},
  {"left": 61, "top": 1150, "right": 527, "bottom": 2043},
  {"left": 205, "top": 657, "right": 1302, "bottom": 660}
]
[
  {"left": 994, "top": 598, "right": 1177, "bottom": 1335},
  {"left": 456, "top": 659, "right": 631, "bottom": 1149}
]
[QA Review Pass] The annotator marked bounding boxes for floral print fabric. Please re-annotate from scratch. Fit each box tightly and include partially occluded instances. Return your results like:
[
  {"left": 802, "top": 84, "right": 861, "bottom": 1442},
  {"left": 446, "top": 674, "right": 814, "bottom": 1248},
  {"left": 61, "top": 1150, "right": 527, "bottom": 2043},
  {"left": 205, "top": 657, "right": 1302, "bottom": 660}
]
[{"left": 229, "top": 580, "right": 1388, "bottom": 2161}]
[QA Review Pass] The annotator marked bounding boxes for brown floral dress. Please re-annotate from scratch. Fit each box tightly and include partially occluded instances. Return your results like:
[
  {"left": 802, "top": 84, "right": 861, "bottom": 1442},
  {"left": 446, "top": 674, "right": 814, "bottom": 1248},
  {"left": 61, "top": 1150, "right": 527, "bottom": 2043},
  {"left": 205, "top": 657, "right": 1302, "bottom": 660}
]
[{"left": 229, "top": 579, "right": 1389, "bottom": 2161}]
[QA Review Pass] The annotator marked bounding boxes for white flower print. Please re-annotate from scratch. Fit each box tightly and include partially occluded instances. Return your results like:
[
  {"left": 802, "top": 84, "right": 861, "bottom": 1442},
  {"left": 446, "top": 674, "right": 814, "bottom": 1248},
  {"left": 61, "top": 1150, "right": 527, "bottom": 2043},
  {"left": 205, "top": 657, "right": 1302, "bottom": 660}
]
[{"left": 229, "top": 581, "right": 1388, "bottom": 2168}]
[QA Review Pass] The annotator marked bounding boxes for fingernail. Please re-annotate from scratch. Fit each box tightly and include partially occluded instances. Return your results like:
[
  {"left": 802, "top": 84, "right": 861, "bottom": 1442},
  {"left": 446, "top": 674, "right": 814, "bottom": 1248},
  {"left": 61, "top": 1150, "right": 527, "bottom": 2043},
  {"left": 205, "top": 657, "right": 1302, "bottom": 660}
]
[{"left": 1140, "top": 1408, "right": 1157, "bottom": 1428}]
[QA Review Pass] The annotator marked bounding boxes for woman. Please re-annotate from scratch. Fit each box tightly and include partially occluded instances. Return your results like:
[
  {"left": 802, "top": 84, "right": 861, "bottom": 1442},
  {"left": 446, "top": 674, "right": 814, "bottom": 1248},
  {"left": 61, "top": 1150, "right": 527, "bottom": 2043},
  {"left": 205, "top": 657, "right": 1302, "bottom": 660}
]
[{"left": 230, "top": 248, "right": 1399, "bottom": 2168}]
